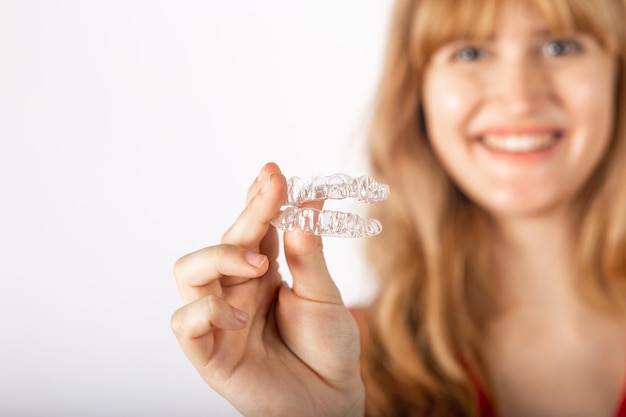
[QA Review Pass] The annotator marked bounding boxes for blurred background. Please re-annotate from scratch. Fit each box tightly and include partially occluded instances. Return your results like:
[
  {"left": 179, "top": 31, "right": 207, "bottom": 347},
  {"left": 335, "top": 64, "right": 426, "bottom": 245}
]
[{"left": 0, "top": 1, "right": 392, "bottom": 416}]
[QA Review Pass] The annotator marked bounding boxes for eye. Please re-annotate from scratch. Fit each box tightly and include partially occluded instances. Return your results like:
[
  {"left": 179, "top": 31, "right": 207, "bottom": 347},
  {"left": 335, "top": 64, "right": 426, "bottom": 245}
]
[
  {"left": 453, "top": 46, "right": 486, "bottom": 62},
  {"left": 454, "top": 46, "right": 485, "bottom": 61},
  {"left": 542, "top": 39, "right": 581, "bottom": 56}
]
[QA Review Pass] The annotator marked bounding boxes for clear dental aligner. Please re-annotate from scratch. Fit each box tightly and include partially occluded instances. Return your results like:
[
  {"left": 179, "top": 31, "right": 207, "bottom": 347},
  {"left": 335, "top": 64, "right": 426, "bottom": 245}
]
[
  {"left": 271, "top": 174, "right": 390, "bottom": 238},
  {"left": 285, "top": 174, "right": 390, "bottom": 206},
  {"left": 272, "top": 206, "right": 383, "bottom": 238}
]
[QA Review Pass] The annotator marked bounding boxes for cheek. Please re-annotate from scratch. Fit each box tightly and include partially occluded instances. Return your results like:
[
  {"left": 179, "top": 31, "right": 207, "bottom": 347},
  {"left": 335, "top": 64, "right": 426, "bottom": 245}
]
[
  {"left": 423, "top": 72, "right": 482, "bottom": 143},
  {"left": 555, "top": 60, "right": 616, "bottom": 164},
  {"left": 422, "top": 71, "right": 482, "bottom": 167},
  {"left": 561, "top": 70, "right": 613, "bottom": 125}
]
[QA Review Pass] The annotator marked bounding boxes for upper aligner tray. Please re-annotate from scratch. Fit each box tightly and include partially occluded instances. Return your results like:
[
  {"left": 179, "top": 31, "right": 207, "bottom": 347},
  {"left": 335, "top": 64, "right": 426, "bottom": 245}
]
[
  {"left": 271, "top": 174, "right": 390, "bottom": 238},
  {"left": 286, "top": 174, "right": 390, "bottom": 206}
]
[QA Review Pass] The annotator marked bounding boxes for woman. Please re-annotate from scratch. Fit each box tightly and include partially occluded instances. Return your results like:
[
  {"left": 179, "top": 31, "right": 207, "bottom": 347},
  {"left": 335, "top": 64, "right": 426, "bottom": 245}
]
[{"left": 171, "top": 0, "right": 626, "bottom": 415}]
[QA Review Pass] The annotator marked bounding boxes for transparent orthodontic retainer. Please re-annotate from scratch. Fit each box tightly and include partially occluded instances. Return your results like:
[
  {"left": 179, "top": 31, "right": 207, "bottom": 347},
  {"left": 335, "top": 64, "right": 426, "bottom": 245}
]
[{"left": 270, "top": 174, "right": 390, "bottom": 238}]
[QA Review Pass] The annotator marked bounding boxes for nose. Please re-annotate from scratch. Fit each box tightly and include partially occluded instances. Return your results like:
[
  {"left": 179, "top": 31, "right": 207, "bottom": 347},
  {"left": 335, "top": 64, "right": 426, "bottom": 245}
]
[{"left": 489, "top": 56, "right": 550, "bottom": 115}]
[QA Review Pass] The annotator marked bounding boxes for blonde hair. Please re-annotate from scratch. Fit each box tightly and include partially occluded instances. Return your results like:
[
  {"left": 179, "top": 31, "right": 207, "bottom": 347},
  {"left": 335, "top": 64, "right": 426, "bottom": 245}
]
[{"left": 361, "top": 0, "right": 626, "bottom": 415}]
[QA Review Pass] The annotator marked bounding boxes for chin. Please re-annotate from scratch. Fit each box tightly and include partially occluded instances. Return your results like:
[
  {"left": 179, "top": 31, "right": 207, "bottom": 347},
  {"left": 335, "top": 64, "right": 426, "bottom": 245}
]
[{"left": 480, "top": 198, "right": 568, "bottom": 221}]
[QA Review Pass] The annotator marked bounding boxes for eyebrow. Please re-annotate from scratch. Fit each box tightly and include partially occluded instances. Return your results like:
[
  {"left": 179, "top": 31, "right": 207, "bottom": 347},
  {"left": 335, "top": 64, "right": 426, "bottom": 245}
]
[
  {"left": 459, "top": 28, "right": 578, "bottom": 44},
  {"left": 533, "top": 29, "right": 563, "bottom": 39}
]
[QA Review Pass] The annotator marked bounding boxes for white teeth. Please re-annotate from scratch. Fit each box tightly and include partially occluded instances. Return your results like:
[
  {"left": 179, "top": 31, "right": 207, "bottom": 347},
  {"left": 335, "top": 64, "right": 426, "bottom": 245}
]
[{"left": 481, "top": 133, "right": 557, "bottom": 152}]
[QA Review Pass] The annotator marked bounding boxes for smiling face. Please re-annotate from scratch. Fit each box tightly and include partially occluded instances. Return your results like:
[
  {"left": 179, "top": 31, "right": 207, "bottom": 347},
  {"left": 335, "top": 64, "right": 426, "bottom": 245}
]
[{"left": 421, "top": 0, "right": 617, "bottom": 220}]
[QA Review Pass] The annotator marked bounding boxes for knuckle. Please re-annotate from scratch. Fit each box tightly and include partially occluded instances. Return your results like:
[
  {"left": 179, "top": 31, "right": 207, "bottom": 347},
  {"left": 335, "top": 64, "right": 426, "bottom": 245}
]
[
  {"left": 170, "top": 308, "right": 186, "bottom": 336},
  {"left": 288, "top": 235, "right": 325, "bottom": 258},
  {"left": 204, "top": 294, "right": 220, "bottom": 313},
  {"left": 213, "top": 243, "right": 230, "bottom": 260},
  {"left": 173, "top": 255, "right": 187, "bottom": 283},
  {"left": 222, "top": 208, "right": 252, "bottom": 244},
  {"left": 210, "top": 244, "right": 235, "bottom": 269},
  {"left": 246, "top": 183, "right": 259, "bottom": 205},
  {"left": 221, "top": 226, "right": 235, "bottom": 244}
]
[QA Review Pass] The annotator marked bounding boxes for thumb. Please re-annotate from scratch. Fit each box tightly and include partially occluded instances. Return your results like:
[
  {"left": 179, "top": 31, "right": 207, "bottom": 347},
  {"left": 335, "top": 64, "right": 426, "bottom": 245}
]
[{"left": 283, "top": 202, "right": 343, "bottom": 305}]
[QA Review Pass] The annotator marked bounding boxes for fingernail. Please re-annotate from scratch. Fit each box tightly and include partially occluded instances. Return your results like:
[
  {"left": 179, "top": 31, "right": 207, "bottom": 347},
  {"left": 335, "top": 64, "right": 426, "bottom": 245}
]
[
  {"left": 232, "top": 307, "right": 249, "bottom": 324},
  {"left": 260, "top": 173, "right": 273, "bottom": 195},
  {"left": 244, "top": 251, "right": 267, "bottom": 268}
]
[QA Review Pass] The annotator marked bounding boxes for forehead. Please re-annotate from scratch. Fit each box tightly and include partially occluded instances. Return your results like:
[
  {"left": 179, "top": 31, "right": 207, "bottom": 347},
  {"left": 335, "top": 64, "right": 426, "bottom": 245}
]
[
  {"left": 494, "top": 1, "right": 551, "bottom": 38},
  {"left": 409, "top": 0, "right": 618, "bottom": 60}
]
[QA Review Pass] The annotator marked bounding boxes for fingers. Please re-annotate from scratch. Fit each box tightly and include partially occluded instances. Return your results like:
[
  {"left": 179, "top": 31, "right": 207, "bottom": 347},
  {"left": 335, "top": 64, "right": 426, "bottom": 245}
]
[
  {"left": 171, "top": 162, "right": 289, "bottom": 377},
  {"left": 222, "top": 163, "right": 287, "bottom": 251},
  {"left": 174, "top": 244, "right": 269, "bottom": 304},
  {"left": 170, "top": 294, "right": 248, "bottom": 368},
  {"left": 283, "top": 201, "right": 344, "bottom": 305},
  {"left": 245, "top": 162, "right": 279, "bottom": 205}
]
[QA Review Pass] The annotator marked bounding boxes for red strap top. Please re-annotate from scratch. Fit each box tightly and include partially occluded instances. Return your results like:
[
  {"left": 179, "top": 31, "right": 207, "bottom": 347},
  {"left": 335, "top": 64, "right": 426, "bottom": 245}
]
[
  {"left": 615, "top": 359, "right": 626, "bottom": 417},
  {"left": 615, "top": 397, "right": 626, "bottom": 417}
]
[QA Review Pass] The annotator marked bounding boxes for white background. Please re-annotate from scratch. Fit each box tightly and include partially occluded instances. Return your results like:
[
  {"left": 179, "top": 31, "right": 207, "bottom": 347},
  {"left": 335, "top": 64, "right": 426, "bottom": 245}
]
[{"left": 0, "top": 1, "right": 392, "bottom": 416}]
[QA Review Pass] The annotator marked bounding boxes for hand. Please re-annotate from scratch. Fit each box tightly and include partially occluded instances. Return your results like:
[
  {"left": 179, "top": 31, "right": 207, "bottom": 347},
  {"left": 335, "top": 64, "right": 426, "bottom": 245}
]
[{"left": 170, "top": 162, "right": 365, "bottom": 417}]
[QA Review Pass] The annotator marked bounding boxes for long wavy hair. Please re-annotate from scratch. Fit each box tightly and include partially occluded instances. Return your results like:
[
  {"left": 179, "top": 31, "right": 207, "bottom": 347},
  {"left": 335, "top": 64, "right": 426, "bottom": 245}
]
[{"left": 361, "top": 0, "right": 626, "bottom": 415}]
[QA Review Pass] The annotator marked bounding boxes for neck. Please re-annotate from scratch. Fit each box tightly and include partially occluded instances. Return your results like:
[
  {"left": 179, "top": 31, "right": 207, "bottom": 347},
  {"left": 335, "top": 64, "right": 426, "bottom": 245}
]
[{"left": 490, "top": 209, "right": 577, "bottom": 310}]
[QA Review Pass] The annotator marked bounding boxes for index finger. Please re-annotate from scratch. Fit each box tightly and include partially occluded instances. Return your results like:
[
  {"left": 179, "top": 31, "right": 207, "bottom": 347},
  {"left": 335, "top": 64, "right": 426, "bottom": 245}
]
[{"left": 221, "top": 165, "right": 287, "bottom": 251}]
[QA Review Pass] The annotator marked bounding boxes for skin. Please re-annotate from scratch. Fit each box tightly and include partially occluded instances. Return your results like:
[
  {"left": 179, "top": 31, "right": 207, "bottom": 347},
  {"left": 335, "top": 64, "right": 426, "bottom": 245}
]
[
  {"left": 170, "top": 163, "right": 364, "bottom": 417},
  {"left": 173, "top": 2, "right": 624, "bottom": 417},
  {"left": 423, "top": 1, "right": 624, "bottom": 416},
  {"left": 423, "top": 3, "right": 615, "bottom": 221}
]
